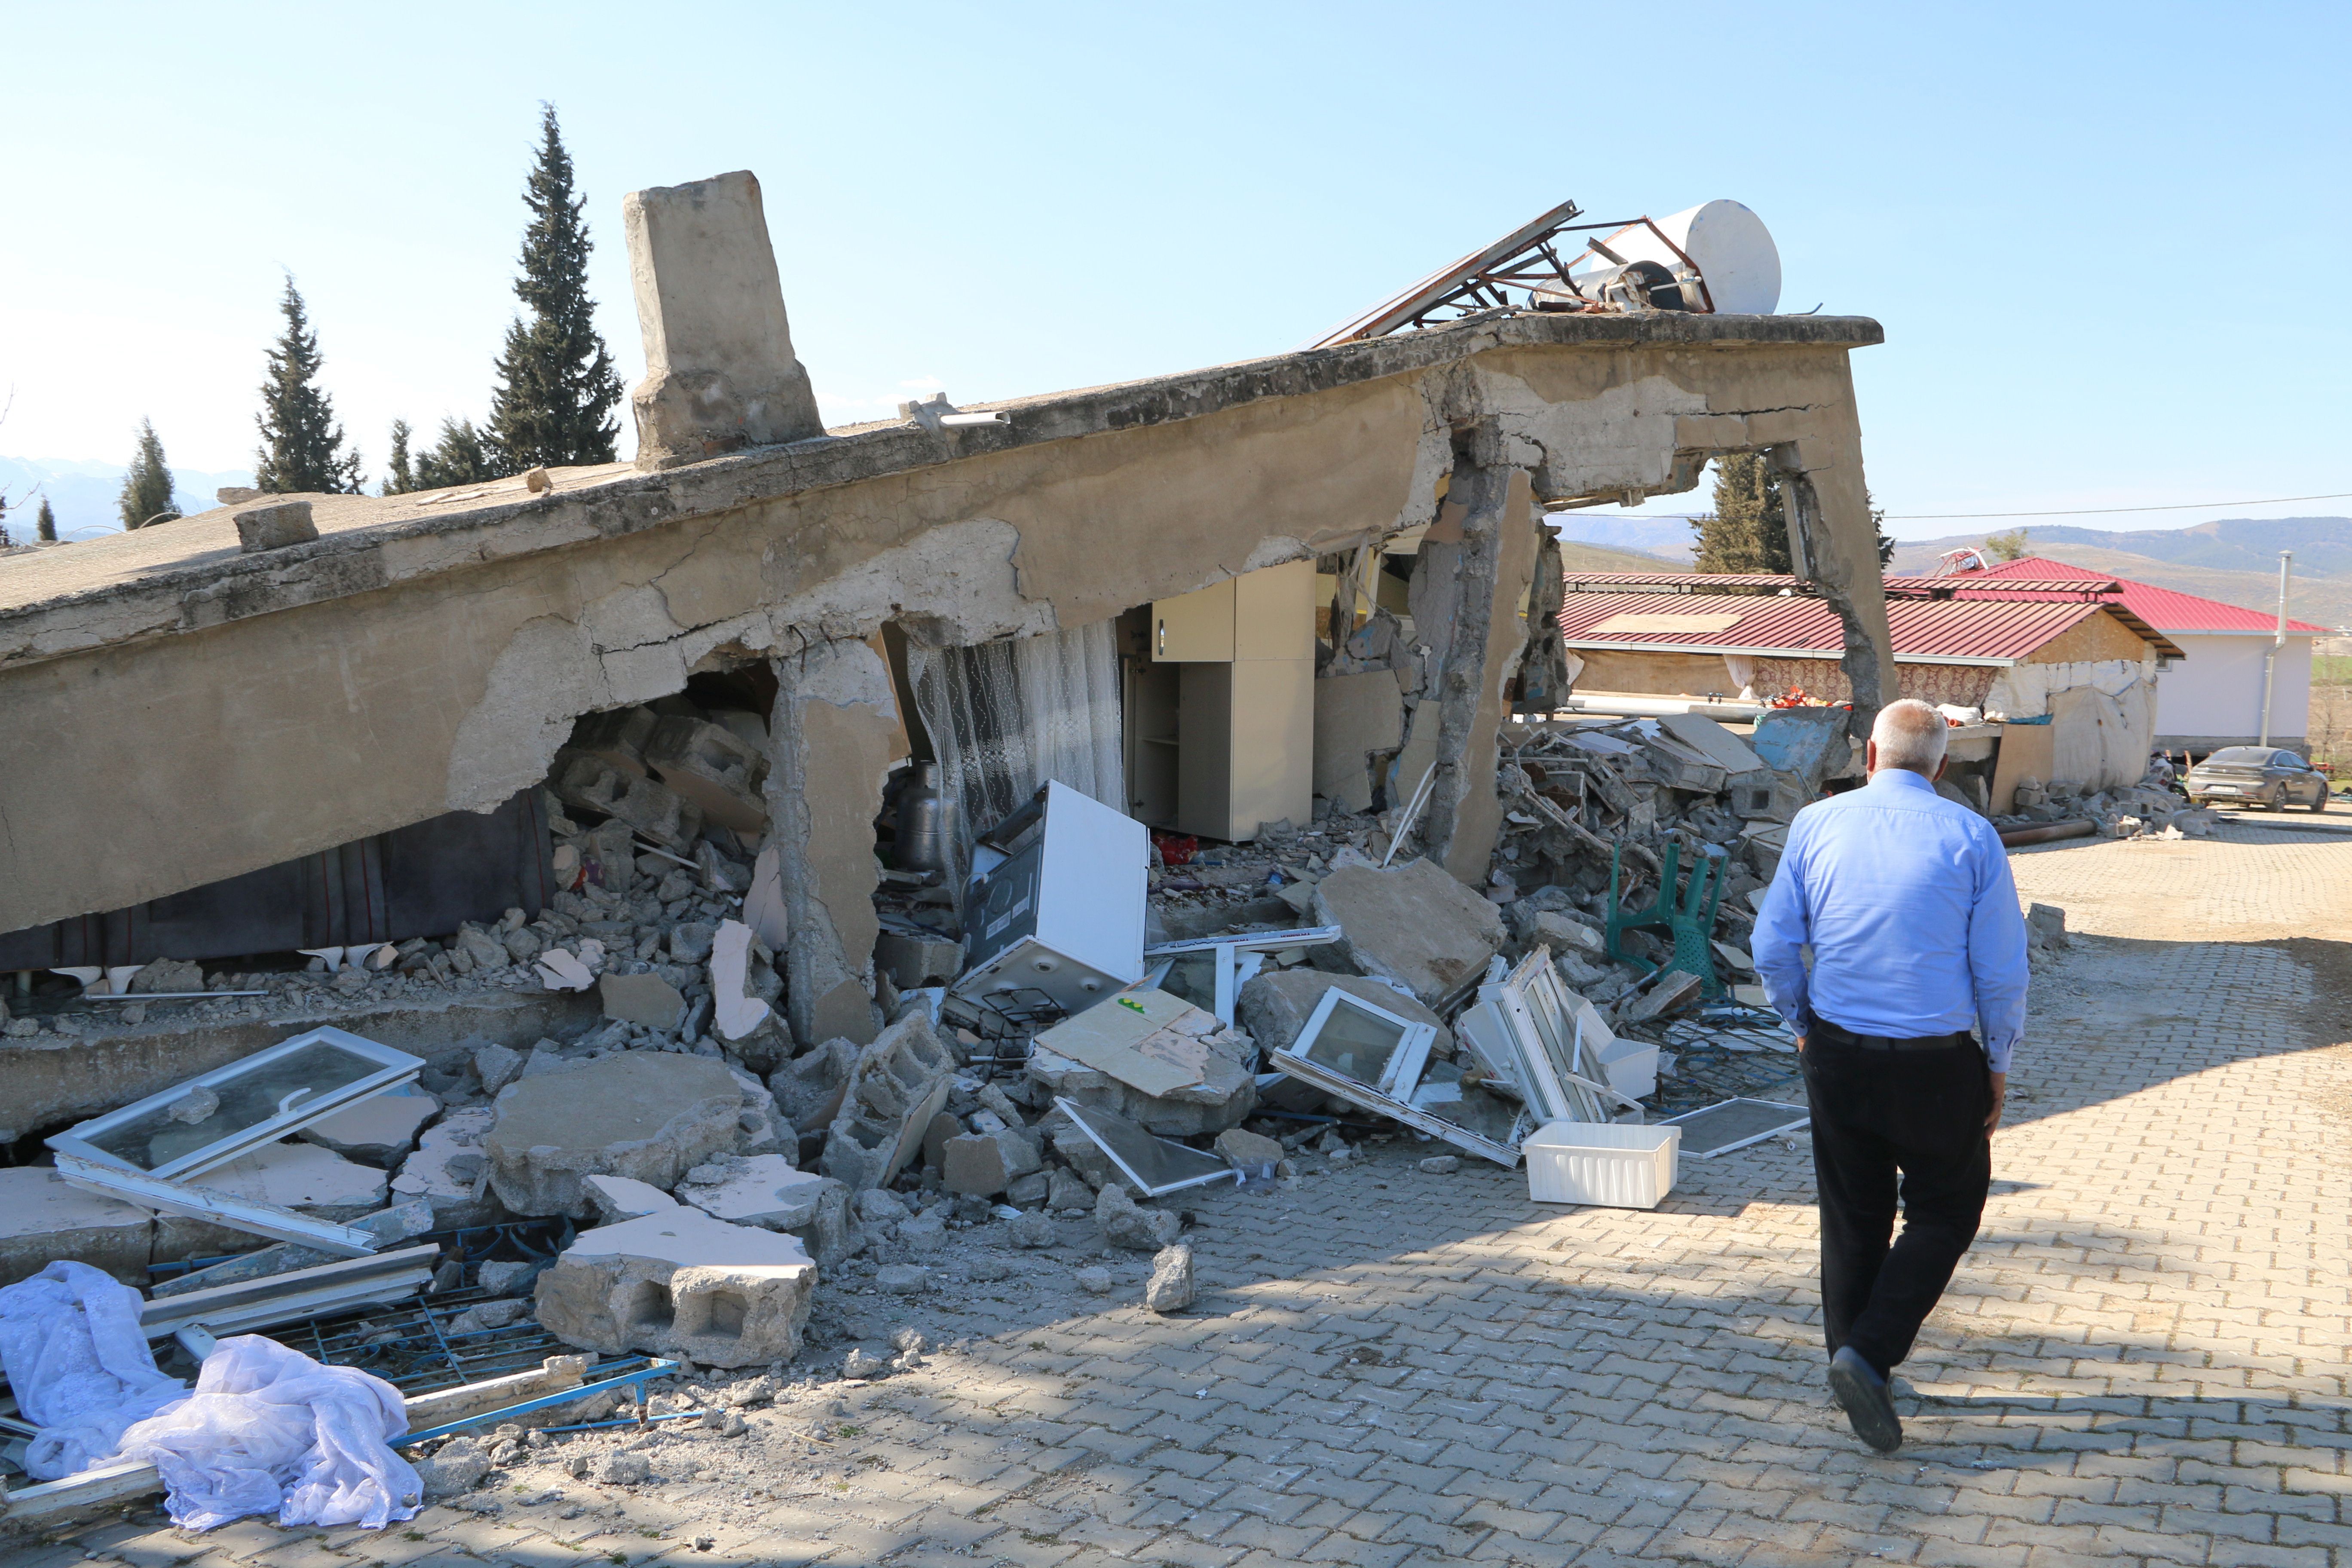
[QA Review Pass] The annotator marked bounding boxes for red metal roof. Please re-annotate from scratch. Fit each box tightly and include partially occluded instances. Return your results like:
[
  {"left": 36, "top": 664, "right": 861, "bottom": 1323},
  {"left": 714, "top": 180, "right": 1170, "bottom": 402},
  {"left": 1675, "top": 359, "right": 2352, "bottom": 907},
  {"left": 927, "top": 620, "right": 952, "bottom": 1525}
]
[
  {"left": 1556, "top": 591, "right": 2154, "bottom": 665},
  {"left": 1953, "top": 556, "right": 2331, "bottom": 635},
  {"left": 1562, "top": 570, "right": 2119, "bottom": 596}
]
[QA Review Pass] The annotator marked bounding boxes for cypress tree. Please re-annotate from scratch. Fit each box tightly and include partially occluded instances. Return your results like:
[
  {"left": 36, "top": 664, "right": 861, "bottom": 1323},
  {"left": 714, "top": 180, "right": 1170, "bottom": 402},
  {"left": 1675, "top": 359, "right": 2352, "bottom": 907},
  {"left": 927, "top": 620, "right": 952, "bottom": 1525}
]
[
  {"left": 382, "top": 419, "right": 419, "bottom": 496},
  {"left": 1690, "top": 453, "right": 1791, "bottom": 574},
  {"left": 414, "top": 418, "right": 496, "bottom": 489},
  {"left": 254, "top": 276, "right": 364, "bottom": 494},
  {"left": 37, "top": 497, "right": 58, "bottom": 542},
  {"left": 484, "top": 104, "right": 623, "bottom": 471},
  {"left": 118, "top": 418, "right": 180, "bottom": 529}
]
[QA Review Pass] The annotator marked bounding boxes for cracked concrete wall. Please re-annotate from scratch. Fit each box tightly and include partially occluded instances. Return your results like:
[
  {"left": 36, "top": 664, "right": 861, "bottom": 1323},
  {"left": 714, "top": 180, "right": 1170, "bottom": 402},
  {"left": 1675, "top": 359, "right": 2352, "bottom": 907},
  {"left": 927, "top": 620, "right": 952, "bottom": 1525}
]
[
  {"left": 765, "top": 638, "right": 896, "bottom": 1046},
  {"left": 0, "top": 335, "right": 1886, "bottom": 933}
]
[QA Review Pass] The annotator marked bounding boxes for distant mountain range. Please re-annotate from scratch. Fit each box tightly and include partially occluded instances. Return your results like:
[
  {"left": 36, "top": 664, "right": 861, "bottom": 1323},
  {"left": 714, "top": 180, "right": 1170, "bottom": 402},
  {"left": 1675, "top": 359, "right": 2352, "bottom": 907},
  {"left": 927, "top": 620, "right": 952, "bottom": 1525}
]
[
  {"left": 1550, "top": 514, "right": 1699, "bottom": 563},
  {"left": 0, "top": 456, "right": 255, "bottom": 542}
]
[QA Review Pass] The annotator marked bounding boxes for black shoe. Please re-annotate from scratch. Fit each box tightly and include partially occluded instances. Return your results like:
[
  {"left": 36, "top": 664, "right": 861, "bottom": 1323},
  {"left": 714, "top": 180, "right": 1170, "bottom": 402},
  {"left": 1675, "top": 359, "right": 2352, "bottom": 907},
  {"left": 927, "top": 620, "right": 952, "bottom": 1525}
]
[{"left": 1828, "top": 1346, "right": 1903, "bottom": 1453}]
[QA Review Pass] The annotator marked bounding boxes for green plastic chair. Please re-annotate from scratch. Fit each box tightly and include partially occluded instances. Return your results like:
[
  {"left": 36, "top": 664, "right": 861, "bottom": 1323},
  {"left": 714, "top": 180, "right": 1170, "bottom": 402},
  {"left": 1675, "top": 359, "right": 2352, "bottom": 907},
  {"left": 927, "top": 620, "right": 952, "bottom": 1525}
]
[{"left": 1605, "top": 839, "right": 1727, "bottom": 998}]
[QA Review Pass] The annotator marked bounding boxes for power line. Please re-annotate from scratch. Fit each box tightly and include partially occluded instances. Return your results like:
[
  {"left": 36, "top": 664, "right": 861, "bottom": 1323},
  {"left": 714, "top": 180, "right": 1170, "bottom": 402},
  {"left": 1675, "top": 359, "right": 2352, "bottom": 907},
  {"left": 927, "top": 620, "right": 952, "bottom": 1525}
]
[{"left": 1884, "top": 491, "right": 2352, "bottom": 521}]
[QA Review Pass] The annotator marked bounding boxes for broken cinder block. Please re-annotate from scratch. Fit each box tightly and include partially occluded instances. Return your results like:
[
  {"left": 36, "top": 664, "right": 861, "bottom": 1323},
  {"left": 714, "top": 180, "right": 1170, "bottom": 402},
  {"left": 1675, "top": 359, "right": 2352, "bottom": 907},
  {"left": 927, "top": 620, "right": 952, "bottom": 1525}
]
[
  {"left": 817, "top": 1013, "right": 956, "bottom": 1193},
  {"left": 551, "top": 754, "right": 706, "bottom": 851},
  {"left": 643, "top": 715, "right": 769, "bottom": 833},
  {"left": 533, "top": 1208, "right": 816, "bottom": 1368}
]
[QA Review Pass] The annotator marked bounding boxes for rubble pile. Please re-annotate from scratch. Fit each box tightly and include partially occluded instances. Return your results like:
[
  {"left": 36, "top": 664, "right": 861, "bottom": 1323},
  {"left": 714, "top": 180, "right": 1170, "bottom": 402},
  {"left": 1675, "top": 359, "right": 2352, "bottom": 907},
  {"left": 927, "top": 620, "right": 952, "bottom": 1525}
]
[{"left": 1995, "top": 772, "right": 2212, "bottom": 839}]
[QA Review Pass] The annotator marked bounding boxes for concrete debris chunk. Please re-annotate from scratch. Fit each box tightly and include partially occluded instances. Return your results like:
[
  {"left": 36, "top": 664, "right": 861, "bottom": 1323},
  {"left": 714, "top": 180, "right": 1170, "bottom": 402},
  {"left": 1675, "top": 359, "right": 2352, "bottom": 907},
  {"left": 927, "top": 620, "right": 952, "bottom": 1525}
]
[
  {"left": 817, "top": 1013, "right": 956, "bottom": 1193},
  {"left": 1026, "top": 993, "right": 1259, "bottom": 1137},
  {"left": 233, "top": 499, "right": 317, "bottom": 552},
  {"left": 1311, "top": 859, "right": 1505, "bottom": 1010},
  {"left": 2026, "top": 903, "right": 2070, "bottom": 949},
  {"left": 940, "top": 1122, "right": 1041, "bottom": 1197},
  {"left": 600, "top": 970, "right": 686, "bottom": 1029},
  {"left": 1621, "top": 967, "right": 1703, "bottom": 1024},
  {"left": 707, "top": 919, "right": 775, "bottom": 1042},
  {"left": 1145, "top": 1244, "right": 1195, "bottom": 1313},
  {"left": 485, "top": 1054, "right": 750, "bottom": 1218},
  {"left": 1045, "top": 1167, "right": 1094, "bottom": 1212},
  {"left": 415, "top": 1439, "right": 491, "bottom": 1498},
  {"left": 678, "top": 1154, "right": 849, "bottom": 1265},
  {"left": 643, "top": 715, "right": 769, "bottom": 833},
  {"left": 129, "top": 957, "right": 204, "bottom": 994},
  {"left": 771, "top": 1038, "right": 859, "bottom": 1136},
  {"left": 1004, "top": 1210, "right": 1058, "bottom": 1248},
  {"left": 875, "top": 930, "right": 965, "bottom": 990},
  {"left": 391, "top": 1108, "right": 499, "bottom": 1228},
  {"left": 1419, "top": 1155, "right": 1461, "bottom": 1174},
  {"left": 843, "top": 1347, "right": 889, "bottom": 1379},
  {"left": 297, "top": 1087, "right": 440, "bottom": 1166},
  {"left": 0, "top": 1168, "right": 153, "bottom": 1287},
  {"left": 1212, "top": 1127, "right": 1283, "bottom": 1174},
  {"left": 533, "top": 1208, "right": 816, "bottom": 1368},
  {"left": 551, "top": 754, "right": 705, "bottom": 851},
  {"left": 1095, "top": 1183, "right": 1181, "bottom": 1252},
  {"left": 1075, "top": 1265, "right": 1113, "bottom": 1295},
  {"left": 473, "top": 1043, "right": 524, "bottom": 1095},
  {"left": 191, "top": 1140, "right": 390, "bottom": 1221},
  {"left": 568, "top": 707, "right": 659, "bottom": 779},
  {"left": 585, "top": 1174, "right": 678, "bottom": 1223}
]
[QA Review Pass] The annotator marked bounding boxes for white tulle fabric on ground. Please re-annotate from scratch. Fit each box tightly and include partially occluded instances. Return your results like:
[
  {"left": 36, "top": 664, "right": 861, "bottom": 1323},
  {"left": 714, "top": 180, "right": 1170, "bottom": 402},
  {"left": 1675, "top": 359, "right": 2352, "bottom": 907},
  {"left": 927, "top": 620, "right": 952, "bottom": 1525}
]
[
  {"left": 113, "top": 1335, "right": 421, "bottom": 1532},
  {"left": 909, "top": 619, "right": 1125, "bottom": 885},
  {"left": 0, "top": 1260, "right": 187, "bottom": 1479}
]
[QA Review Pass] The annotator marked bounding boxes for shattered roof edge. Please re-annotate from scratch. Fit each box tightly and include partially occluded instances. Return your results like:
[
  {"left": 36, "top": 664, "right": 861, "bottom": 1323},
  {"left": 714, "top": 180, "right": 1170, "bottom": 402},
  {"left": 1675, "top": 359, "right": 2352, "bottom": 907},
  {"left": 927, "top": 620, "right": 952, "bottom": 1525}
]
[{"left": 0, "top": 309, "right": 1882, "bottom": 670}]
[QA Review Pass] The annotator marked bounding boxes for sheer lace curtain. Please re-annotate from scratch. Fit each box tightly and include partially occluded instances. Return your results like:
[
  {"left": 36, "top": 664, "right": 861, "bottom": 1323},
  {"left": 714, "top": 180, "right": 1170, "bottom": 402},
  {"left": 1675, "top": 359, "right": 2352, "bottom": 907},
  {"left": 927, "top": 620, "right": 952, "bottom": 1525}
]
[{"left": 907, "top": 620, "right": 1125, "bottom": 887}]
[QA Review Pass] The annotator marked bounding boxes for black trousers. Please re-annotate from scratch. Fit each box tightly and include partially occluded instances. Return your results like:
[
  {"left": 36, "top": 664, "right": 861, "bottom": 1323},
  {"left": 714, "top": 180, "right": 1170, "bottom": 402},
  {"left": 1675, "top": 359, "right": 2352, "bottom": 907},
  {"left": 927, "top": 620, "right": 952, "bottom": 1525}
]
[{"left": 1800, "top": 1019, "right": 1992, "bottom": 1375}]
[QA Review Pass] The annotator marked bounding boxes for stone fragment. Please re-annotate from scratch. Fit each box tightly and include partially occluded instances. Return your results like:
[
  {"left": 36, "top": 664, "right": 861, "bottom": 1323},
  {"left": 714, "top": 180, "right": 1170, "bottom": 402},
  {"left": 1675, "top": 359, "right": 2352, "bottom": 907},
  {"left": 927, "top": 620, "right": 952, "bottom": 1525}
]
[
  {"left": 416, "top": 1439, "right": 491, "bottom": 1498},
  {"left": 1622, "top": 968, "right": 1703, "bottom": 1024},
  {"left": 1531, "top": 910, "right": 1606, "bottom": 957},
  {"left": 1005, "top": 1171, "right": 1051, "bottom": 1206},
  {"left": 233, "top": 499, "right": 317, "bottom": 552},
  {"left": 485, "top": 1054, "right": 749, "bottom": 1218},
  {"left": 678, "top": 1154, "right": 848, "bottom": 1262},
  {"left": 1212, "top": 1128, "right": 1284, "bottom": 1174},
  {"left": 594, "top": 1451, "right": 651, "bottom": 1485},
  {"left": 1311, "top": 859, "right": 1505, "bottom": 1010},
  {"left": 1046, "top": 1123, "right": 1117, "bottom": 1191},
  {"left": 474, "top": 1043, "right": 524, "bottom": 1095},
  {"left": 643, "top": 716, "right": 769, "bottom": 833},
  {"left": 843, "top": 1348, "right": 889, "bottom": 1379},
  {"left": 770, "top": 1038, "right": 858, "bottom": 1134},
  {"left": 168, "top": 1084, "right": 220, "bottom": 1125},
  {"left": 669, "top": 922, "right": 717, "bottom": 965},
  {"left": 1045, "top": 1167, "right": 1094, "bottom": 1212},
  {"left": 818, "top": 1013, "right": 957, "bottom": 1194},
  {"left": 1004, "top": 1211, "right": 1058, "bottom": 1249},
  {"left": 297, "top": 1087, "right": 440, "bottom": 1166},
  {"left": 502, "top": 926, "right": 546, "bottom": 965},
  {"left": 1145, "top": 1245, "right": 1195, "bottom": 1313},
  {"left": 874, "top": 1264, "right": 928, "bottom": 1295},
  {"left": 1095, "top": 1184, "right": 1181, "bottom": 1252},
  {"left": 2027, "top": 903, "right": 2070, "bottom": 950},
  {"left": 897, "top": 1207, "right": 949, "bottom": 1253},
  {"left": 536, "top": 946, "right": 597, "bottom": 992},
  {"left": 551, "top": 755, "right": 705, "bottom": 852},
  {"left": 0, "top": 1168, "right": 153, "bottom": 1287},
  {"left": 707, "top": 919, "right": 775, "bottom": 1043},
  {"left": 451, "top": 925, "right": 509, "bottom": 975},
  {"left": 583, "top": 1175, "right": 676, "bottom": 1224},
  {"left": 533, "top": 1208, "right": 815, "bottom": 1368},
  {"left": 874, "top": 930, "right": 965, "bottom": 991},
  {"left": 448, "top": 1298, "right": 530, "bottom": 1336},
  {"left": 622, "top": 168, "right": 825, "bottom": 469},
  {"left": 479, "top": 1260, "right": 538, "bottom": 1296},
  {"left": 1419, "top": 1155, "right": 1461, "bottom": 1175},
  {"left": 1075, "top": 1266, "right": 1113, "bottom": 1295},
  {"left": 569, "top": 707, "right": 659, "bottom": 779},
  {"left": 390, "top": 1108, "right": 499, "bottom": 1228},
  {"left": 129, "top": 957, "right": 204, "bottom": 994},
  {"left": 853, "top": 1187, "right": 911, "bottom": 1225},
  {"left": 193, "top": 1142, "right": 389, "bottom": 1221},
  {"left": 600, "top": 971, "right": 686, "bottom": 1029}
]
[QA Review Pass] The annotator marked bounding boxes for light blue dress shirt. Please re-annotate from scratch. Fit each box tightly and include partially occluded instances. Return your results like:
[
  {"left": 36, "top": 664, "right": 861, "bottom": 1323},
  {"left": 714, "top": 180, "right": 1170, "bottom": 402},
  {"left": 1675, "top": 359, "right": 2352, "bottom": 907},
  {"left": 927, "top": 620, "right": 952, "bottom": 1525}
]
[{"left": 1751, "top": 766, "right": 2029, "bottom": 1072}]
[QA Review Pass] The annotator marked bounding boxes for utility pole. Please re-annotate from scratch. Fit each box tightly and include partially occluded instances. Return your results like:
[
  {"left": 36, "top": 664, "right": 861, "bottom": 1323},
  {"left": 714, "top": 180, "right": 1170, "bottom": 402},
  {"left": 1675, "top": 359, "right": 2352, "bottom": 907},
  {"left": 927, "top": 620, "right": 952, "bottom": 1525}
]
[{"left": 2259, "top": 551, "right": 2292, "bottom": 747}]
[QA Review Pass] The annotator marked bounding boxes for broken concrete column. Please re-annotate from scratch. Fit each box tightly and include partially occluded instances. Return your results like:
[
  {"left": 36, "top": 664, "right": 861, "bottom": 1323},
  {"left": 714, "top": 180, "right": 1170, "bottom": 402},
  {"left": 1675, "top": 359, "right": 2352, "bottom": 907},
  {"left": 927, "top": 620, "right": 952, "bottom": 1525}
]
[
  {"left": 1418, "top": 450, "right": 1542, "bottom": 883},
  {"left": 483, "top": 1054, "right": 749, "bottom": 1218},
  {"left": 623, "top": 169, "right": 824, "bottom": 470},
  {"left": 1772, "top": 406, "right": 1895, "bottom": 733},
  {"left": 766, "top": 638, "right": 900, "bottom": 1047},
  {"left": 816, "top": 1012, "right": 956, "bottom": 1193},
  {"left": 533, "top": 1208, "right": 817, "bottom": 1368}
]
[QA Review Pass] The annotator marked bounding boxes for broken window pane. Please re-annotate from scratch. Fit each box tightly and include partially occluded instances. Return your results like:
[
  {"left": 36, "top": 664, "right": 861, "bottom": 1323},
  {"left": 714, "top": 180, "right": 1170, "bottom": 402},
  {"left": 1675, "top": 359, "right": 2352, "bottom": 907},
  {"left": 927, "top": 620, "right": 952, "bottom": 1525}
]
[
  {"left": 1301, "top": 995, "right": 1410, "bottom": 1088},
  {"left": 1054, "top": 1097, "right": 1237, "bottom": 1197},
  {"left": 53, "top": 1026, "right": 424, "bottom": 1180}
]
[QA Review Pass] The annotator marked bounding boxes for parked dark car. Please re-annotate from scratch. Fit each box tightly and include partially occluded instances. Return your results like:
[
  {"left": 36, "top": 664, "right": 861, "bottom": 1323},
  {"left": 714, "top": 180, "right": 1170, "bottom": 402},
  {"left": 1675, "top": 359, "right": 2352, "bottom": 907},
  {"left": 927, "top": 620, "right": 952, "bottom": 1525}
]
[{"left": 2184, "top": 747, "right": 2331, "bottom": 812}]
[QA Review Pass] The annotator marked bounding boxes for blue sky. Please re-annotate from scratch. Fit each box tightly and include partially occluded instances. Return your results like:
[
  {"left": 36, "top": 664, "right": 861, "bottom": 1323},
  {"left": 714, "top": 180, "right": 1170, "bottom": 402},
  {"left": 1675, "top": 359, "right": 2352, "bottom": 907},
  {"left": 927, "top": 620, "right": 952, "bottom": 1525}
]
[{"left": 4, "top": 2, "right": 2345, "bottom": 538}]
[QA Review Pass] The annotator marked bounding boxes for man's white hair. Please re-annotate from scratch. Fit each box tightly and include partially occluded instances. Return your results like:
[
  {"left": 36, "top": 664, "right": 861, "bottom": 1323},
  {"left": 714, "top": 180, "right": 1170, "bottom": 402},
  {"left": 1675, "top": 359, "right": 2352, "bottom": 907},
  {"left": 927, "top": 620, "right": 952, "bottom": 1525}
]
[{"left": 1872, "top": 698, "right": 1949, "bottom": 775}]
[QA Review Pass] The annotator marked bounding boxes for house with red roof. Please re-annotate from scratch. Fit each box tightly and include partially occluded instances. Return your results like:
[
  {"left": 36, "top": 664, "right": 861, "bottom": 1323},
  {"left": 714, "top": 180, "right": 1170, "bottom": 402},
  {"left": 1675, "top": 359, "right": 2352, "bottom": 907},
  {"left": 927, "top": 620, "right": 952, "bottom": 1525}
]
[{"left": 1952, "top": 556, "right": 2328, "bottom": 754}]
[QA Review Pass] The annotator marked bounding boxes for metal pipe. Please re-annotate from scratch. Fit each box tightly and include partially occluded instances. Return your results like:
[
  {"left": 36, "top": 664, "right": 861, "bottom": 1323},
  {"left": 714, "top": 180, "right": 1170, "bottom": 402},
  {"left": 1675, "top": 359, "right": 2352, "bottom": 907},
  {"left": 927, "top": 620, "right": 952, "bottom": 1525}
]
[
  {"left": 1997, "top": 820, "right": 2096, "bottom": 847},
  {"left": 1556, "top": 694, "right": 1766, "bottom": 720},
  {"left": 2259, "top": 551, "right": 2292, "bottom": 746}
]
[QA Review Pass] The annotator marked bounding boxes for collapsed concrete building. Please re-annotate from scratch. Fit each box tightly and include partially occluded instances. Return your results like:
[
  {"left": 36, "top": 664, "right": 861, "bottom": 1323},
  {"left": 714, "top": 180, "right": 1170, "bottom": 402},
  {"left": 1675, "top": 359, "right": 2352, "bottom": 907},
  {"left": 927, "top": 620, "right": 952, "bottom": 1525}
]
[{"left": 0, "top": 169, "right": 1895, "bottom": 1115}]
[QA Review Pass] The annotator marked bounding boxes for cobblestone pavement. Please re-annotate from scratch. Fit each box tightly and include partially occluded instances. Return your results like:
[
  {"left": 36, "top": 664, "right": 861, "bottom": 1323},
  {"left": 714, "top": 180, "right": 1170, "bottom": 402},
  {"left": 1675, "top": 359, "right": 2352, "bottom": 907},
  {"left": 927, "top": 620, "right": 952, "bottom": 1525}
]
[{"left": 28, "top": 835, "right": 2352, "bottom": 1568}]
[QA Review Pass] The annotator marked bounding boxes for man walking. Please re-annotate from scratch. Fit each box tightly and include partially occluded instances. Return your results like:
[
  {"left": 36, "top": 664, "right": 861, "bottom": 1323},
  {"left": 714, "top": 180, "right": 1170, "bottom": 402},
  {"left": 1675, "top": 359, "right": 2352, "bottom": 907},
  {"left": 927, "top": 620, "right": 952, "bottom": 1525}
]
[{"left": 1752, "top": 699, "right": 2028, "bottom": 1452}]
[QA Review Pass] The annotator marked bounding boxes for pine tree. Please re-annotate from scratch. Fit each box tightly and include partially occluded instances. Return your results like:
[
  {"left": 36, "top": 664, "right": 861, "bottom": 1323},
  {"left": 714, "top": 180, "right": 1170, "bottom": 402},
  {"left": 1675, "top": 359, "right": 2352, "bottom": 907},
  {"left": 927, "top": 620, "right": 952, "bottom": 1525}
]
[
  {"left": 484, "top": 104, "right": 623, "bottom": 472},
  {"left": 382, "top": 419, "right": 419, "bottom": 495},
  {"left": 1690, "top": 453, "right": 1791, "bottom": 574},
  {"left": 118, "top": 418, "right": 179, "bottom": 529},
  {"left": 36, "top": 497, "right": 58, "bottom": 542},
  {"left": 414, "top": 418, "right": 495, "bottom": 489},
  {"left": 254, "top": 276, "right": 364, "bottom": 495}
]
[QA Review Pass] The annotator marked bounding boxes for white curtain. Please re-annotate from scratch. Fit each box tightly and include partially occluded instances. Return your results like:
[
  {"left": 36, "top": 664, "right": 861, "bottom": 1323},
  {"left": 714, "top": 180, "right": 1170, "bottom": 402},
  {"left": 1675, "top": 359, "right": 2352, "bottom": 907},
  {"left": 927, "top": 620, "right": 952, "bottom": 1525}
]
[{"left": 908, "top": 620, "right": 1125, "bottom": 878}]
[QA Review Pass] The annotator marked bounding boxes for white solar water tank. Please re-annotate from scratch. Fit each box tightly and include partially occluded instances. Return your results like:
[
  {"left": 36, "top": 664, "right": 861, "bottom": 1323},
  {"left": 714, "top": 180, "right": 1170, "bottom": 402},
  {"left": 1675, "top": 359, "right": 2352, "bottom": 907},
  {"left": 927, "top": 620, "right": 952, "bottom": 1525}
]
[{"left": 1578, "top": 199, "right": 1782, "bottom": 315}]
